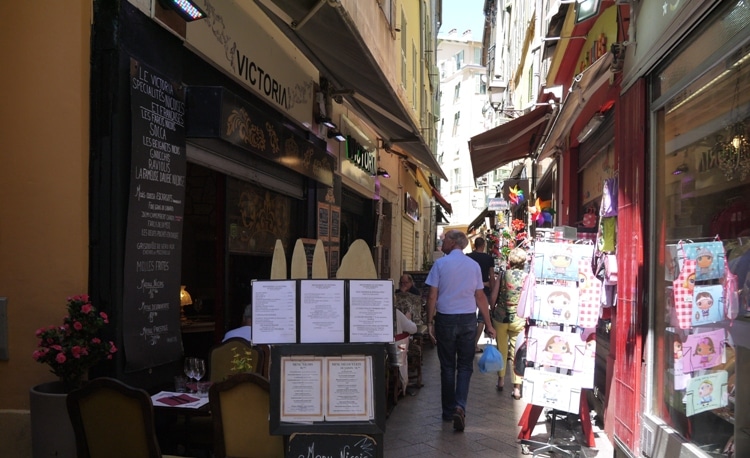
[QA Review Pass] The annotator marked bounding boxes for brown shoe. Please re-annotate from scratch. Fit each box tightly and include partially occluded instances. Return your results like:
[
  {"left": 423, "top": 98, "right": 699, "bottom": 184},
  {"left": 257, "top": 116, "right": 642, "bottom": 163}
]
[{"left": 452, "top": 406, "right": 465, "bottom": 432}]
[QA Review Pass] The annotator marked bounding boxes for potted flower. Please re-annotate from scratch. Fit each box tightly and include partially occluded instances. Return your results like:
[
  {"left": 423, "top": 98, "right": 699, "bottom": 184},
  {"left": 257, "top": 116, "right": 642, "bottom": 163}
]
[
  {"left": 29, "top": 294, "right": 117, "bottom": 458},
  {"left": 32, "top": 294, "right": 117, "bottom": 390}
]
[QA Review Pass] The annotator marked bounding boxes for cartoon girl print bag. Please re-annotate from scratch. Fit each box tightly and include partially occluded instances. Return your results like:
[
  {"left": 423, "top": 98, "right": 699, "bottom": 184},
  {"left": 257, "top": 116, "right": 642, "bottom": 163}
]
[
  {"left": 670, "top": 259, "right": 697, "bottom": 329},
  {"left": 666, "top": 240, "right": 725, "bottom": 282}
]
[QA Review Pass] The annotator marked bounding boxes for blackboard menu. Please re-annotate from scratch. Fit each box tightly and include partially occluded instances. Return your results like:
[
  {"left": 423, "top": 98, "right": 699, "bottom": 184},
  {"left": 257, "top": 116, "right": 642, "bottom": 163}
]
[
  {"left": 123, "top": 58, "right": 186, "bottom": 371},
  {"left": 286, "top": 433, "right": 381, "bottom": 458}
]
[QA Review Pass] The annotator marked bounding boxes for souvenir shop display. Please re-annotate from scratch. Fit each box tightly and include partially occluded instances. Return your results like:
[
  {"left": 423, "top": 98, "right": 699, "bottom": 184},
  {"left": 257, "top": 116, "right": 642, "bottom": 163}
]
[
  {"left": 517, "top": 235, "right": 599, "bottom": 415},
  {"left": 666, "top": 239, "right": 738, "bottom": 330}
]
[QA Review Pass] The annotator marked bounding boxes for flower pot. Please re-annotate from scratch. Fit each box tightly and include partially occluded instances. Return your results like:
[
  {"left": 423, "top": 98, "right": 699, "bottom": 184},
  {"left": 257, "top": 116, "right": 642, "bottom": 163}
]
[{"left": 29, "top": 381, "right": 76, "bottom": 458}]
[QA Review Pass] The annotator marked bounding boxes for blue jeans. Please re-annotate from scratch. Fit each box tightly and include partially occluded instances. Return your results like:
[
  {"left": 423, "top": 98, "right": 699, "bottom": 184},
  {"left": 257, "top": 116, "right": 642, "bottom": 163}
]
[{"left": 434, "top": 312, "right": 476, "bottom": 419}]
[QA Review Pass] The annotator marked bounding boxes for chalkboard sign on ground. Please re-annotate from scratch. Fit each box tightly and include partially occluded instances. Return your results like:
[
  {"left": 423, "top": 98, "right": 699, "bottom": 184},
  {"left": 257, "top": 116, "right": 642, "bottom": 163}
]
[{"left": 286, "top": 433, "right": 381, "bottom": 458}]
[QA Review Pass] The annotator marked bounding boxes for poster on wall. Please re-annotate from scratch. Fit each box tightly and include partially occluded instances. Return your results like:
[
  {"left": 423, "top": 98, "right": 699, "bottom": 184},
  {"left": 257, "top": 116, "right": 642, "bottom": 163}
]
[{"left": 123, "top": 58, "right": 186, "bottom": 371}]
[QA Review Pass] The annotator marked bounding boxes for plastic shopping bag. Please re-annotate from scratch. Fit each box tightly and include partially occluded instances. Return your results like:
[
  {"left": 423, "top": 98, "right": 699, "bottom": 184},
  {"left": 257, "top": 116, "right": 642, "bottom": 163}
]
[{"left": 478, "top": 344, "right": 504, "bottom": 373}]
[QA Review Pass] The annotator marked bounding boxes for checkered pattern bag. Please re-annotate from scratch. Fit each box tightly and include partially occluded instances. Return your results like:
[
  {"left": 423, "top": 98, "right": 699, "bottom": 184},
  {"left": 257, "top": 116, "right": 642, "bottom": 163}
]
[
  {"left": 671, "top": 259, "right": 697, "bottom": 329},
  {"left": 577, "top": 257, "right": 602, "bottom": 329}
]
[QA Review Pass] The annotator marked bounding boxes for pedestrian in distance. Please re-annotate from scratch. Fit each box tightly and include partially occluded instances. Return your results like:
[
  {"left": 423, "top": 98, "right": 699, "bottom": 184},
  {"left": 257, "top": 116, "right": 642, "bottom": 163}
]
[{"left": 466, "top": 237, "right": 496, "bottom": 353}]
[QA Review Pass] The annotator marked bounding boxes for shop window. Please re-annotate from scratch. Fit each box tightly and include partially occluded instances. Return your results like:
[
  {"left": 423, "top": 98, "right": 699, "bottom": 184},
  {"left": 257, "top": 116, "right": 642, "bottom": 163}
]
[{"left": 650, "top": 4, "right": 750, "bottom": 455}]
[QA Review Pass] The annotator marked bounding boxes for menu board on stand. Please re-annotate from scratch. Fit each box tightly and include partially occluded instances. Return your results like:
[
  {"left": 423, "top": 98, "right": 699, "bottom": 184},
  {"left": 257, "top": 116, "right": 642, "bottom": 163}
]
[{"left": 122, "top": 58, "right": 186, "bottom": 371}]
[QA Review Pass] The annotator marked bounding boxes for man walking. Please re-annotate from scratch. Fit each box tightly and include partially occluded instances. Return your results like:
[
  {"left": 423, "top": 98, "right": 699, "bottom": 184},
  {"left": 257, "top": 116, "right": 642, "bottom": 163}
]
[
  {"left": 426, "top": 230, "right": 496, "bottom": 431},
  {"left": 467, "top": 237, "right": 496, "bottom": 353}
]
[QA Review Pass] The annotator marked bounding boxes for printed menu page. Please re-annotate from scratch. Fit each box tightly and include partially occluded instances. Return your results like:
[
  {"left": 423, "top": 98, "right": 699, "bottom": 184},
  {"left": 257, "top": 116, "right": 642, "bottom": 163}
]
[{"left": 349, "top": 280, "right": 394, "bottom": 343}]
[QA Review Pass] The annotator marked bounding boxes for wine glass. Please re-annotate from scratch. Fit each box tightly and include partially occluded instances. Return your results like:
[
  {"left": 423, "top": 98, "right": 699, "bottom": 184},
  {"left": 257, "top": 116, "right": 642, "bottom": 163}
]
[
  {"left": 194, "top": 358, "right": 206, "bottom": 383},
  {"left": 183, "top": 357, "right": 196, "bottom": 392}
]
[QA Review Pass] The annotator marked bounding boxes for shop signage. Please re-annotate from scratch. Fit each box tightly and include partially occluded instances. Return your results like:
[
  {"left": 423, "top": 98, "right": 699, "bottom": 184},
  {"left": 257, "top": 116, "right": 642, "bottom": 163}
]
[
  {"left": 123, "top": 58, "right": 186, "bottom": 371},
  {"left": 346, "top": 136, "right": 377, "bottom": 176},
  {"left": 488, "top": 197, "right": 508, "bottom": 211},
  {"left": 183, "top": 0, "right": 317, "bottom": 124},
  {"left": 186, "top": 87, "right": 334, "bottom": 186}
]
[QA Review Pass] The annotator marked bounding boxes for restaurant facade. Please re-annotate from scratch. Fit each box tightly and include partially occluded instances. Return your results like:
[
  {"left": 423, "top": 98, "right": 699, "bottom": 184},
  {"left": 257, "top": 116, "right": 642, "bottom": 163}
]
[{"left": 0, "top": 1, "right": 447, "bottom": 452}]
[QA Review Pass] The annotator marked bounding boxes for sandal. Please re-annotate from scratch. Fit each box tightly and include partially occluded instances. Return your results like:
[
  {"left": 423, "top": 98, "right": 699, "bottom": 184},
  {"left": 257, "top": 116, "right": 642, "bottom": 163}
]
[{"left": 511, "top": 388, "right": 522, "bottom": 400}]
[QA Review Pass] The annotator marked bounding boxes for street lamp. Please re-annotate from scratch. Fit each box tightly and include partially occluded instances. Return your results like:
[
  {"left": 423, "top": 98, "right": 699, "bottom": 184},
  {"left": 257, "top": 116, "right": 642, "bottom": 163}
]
[{"left": 488, "top": 80, "right": 507, "bottom": 112}]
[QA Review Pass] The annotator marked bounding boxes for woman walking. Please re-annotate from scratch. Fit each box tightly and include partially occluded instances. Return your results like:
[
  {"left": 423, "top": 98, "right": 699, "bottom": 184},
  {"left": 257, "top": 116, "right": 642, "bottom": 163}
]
[{"left": 491, "top": 247, "right": 527, "bottom": 399}]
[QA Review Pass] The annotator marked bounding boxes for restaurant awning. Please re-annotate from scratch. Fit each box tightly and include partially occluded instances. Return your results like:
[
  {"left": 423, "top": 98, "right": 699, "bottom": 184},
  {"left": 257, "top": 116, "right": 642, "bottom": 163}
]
[
  {"left": 538, "top": 53, "right": 614, "bottom": 161},
  {"left": 254, "top": 0, "right": 446, "bottom": 180},
  {"left": 436, "top": 207, "right": 450, "bottom": 226},
  {"left": 431, "top": 186, "right": 453, "bottom": 215},
  {"left": 467, "top": 208, "right": 490, "bottom": 233},
  {"left": 468, "top": 105, "right": 553, "bottom": 178}
]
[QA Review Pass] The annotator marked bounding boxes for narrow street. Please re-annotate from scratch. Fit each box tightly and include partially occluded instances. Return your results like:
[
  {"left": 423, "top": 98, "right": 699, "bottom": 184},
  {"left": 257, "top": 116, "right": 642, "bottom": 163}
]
[{"left": 383, "top": 338, "right": 614, "bottom": 457}]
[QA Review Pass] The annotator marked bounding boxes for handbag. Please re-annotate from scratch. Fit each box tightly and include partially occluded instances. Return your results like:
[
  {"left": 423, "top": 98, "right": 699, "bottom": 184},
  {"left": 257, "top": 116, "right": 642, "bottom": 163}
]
[
  {"left": 666, "top": 240, "right": 726, "bottom": 281},
  {"left": 513, "top": 340, "right": 535, "bottom": 378},
  {"left": 478, "top": 342, "right": 504, "bottom": 373}
]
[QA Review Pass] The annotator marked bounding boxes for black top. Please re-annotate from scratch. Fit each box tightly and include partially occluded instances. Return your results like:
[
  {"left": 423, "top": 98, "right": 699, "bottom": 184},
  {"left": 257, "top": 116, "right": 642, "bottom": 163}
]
[{"left": 467, "top": 251, "right": 494, "bottom": 282}]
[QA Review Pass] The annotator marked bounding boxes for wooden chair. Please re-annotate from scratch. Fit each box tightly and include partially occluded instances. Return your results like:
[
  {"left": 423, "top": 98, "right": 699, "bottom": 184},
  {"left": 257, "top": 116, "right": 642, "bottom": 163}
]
[
  {"left": 209, "top": 337, "right": 263, "bottom": 382},
  {"left": 209, "top": 372, "right": 284, "bottom": 458},
  {"left": 254, "top": 343, "right": 271, "bottom": 378},
  {"left": 66, "top": 377, "right": 183, "bottom": 458}
]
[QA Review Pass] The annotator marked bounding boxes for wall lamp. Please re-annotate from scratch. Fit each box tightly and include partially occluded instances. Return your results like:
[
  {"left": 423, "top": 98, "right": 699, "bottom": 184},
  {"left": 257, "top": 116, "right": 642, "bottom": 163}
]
[
  {"left": 577, "top": 112, "right": 605, "bottom": 143},
  {"left": 158, "top": 0, "right": 207, "bottom": 21},
  {"left": 376, "top": 167, "right": 390, "bottom": 178},
  {"left": 327, "top": 130, "right": 346, "bottom": 142},
  {"left": 316, "top": 116, "right": 337, "bottom": 129}
]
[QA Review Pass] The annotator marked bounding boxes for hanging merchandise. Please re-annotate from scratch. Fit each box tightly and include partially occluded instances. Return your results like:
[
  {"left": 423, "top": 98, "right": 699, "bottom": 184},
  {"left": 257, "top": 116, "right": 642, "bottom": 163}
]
[
  {"left": 577, "top": 256, "right": 603, "bottom": 329},
  {"left": 531, "top": 283, "right": 580, "bottom": 326},
  {"left": 533, "top": 242, "right": 595, "bottom": 282},
  {"left": 684, "top": 371, "right": 728, "bottom": 417},
  {"left": 691, "top": 285, "right": 725, "bottom": 326},
  {"left": 680, "top": 328, "right": 728, "bottom": 373},
  {"left": 570, "top": 334, "right": 596, "bottom": 389},
  {"left": 669, "top": 332, "right": 691, "bottom": 391},
  {"left": 598, "top": 217, "right": 617, "bottom": 253},
  {"left": 670, "top": 260, "right": 698, "bottom": 329},
  {"left": 526, "top": 326, "right": 586, "bottom": 370},
  {"left": 668, "top": 245, "right": 736, "bottom": 329},
  {"left": 665, "top": 239, "right": 726, "bottom": 282},
  {"left": 600, "top": 177, "right": 618, "bottom": 217},
  {"left": 515, "top": 268, "right": 536, "bottom": 319},
  {"left": 582, "top": 207, "right": 598, "bottom": 228},
  {"left": 521, "top": 368, "right": 581, "bottom": 414}
]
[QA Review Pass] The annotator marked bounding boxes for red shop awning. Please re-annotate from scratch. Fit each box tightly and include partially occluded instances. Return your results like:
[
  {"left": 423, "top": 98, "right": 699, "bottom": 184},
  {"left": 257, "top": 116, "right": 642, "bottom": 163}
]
[{"left": 468, "top": 105, "right": 553, "bottom": 178}]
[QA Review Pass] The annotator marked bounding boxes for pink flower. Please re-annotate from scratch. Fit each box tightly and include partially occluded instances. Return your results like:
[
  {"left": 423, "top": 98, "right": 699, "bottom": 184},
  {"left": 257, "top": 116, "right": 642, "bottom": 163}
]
[
  {"left": 91, "top": 337, "right": 101, "bottom": 344},
  {"left": 73, "top": 322, "right": 83, "bottom": 331},
  {"left": 81, "top": 304, "right": 93, "bottom": 314},
  {"left": 32, "top": 351, "right": 41, "bottom": 360},
  {"left": 55, "top": 353, "right": 67, "bottom": 364},
  {"left": 100, "top": 312, "right": 109, "bottom": 323},
  {"left": 109, "top": 342, "right": 118, "bottom": 353},
  {"left": 51, "top": 344, "right": 62, "bottom": 351},
  {"left": 71, "top": 346, "right": 83, "bottom": 359},
  {"left": 35, "top": 328, "right": 44, "bottom": 337}
]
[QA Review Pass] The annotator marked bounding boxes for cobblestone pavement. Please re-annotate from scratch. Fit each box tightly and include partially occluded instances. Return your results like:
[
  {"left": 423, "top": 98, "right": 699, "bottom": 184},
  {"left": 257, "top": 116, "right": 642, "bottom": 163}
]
[{"left": 382, "top": 338, "right": 615, "bottom": 457}]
